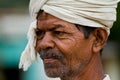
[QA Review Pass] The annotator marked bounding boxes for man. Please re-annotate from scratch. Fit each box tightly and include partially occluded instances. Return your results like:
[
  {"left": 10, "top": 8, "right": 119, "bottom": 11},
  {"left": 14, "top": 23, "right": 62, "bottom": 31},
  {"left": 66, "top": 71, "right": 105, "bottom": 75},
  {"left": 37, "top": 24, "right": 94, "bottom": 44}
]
[{"left": 19, "top": 0, "right": 120, "bottom": 80}]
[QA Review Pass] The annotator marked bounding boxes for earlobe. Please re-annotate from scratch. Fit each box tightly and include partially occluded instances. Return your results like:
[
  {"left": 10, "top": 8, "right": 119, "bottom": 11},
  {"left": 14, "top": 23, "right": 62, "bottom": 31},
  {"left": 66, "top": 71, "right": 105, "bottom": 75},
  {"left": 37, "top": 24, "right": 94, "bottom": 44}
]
[{"left": 92, "top": 28, "right": 108, "bottom": 53}]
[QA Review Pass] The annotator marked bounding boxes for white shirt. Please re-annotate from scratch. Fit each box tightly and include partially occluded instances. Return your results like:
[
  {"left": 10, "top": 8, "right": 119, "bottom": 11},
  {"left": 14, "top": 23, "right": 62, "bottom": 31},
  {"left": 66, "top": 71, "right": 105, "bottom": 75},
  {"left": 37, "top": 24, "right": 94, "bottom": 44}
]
[{"left": 103, "top": 75, "right": 111, "bottom": 80}]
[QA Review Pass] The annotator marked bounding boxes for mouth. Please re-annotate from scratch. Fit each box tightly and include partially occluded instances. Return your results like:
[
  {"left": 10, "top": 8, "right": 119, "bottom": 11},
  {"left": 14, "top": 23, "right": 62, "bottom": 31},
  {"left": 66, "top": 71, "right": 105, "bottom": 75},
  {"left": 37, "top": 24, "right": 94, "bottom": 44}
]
[{"left": 43, "top": 58, "right": 57, "bottom": 64}]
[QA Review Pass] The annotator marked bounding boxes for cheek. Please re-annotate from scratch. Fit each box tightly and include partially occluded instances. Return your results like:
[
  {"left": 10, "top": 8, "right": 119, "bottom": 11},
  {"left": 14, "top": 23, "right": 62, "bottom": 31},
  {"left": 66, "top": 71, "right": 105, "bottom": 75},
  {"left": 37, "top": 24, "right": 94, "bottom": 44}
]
[
  {"left": 54, "top": 38, "right": 80, "bottom": 64},
  {"left": 75, "top": 39, "right": 93, "bottom": 60},
  {"left": 55, "top": 38, "right": 77, "bottom": 56},
  {"left": 55, "top": 37, "right": 93, "bottom": 65}
]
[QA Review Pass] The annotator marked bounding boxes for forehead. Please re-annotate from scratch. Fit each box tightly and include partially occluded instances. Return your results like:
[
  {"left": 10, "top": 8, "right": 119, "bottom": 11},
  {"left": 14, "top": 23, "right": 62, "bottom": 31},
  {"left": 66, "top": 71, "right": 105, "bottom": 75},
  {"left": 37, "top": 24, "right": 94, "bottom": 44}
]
[
  {"left": 37, "top": 10, "right": 63, "bottom": 22},
  {"left": 37, "top": 11, "right": 76, "bottom": 30}
]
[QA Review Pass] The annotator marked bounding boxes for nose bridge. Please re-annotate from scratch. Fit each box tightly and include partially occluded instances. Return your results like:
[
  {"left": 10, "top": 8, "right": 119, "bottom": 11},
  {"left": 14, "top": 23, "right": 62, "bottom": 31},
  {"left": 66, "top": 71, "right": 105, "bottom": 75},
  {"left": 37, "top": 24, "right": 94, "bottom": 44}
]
[{"left": 40, "top": 32, "right": 54, "bottom": 49}]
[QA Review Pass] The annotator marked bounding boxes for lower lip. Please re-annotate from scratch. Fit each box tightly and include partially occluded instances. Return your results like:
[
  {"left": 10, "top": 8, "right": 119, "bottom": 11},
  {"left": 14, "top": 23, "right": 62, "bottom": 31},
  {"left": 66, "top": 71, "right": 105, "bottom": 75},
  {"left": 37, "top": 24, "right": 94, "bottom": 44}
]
[{"left": 44, "top": 58, "right": 56, "bottom": 64}]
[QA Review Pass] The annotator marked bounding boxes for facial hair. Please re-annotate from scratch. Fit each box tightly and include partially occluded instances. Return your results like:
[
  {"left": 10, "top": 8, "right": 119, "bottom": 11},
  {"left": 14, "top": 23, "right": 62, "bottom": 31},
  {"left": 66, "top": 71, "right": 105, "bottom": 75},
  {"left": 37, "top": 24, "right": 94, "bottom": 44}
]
[
  {"left": 39, "top": 49, "right": 69, "bottom": 78},
  {"left": 38, "top": 49, "right": 90, "bottom": 79}
]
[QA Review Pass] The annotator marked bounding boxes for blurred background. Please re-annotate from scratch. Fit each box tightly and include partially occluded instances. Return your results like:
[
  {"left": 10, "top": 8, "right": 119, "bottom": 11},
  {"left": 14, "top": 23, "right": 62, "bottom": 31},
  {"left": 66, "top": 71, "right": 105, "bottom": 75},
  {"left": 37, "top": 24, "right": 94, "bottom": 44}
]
[{"left": 0, "top": 0, "right": 119, "bottom": 80}]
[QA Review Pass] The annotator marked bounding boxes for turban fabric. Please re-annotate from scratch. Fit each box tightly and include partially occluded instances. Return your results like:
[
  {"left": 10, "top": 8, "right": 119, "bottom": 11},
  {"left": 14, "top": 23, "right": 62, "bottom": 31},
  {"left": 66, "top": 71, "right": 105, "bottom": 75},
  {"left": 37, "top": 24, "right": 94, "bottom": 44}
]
[
  {"left": 19, "top": 0, "right": 120, "bottom": 71},
  {"left": 19, "top": 21, "right": 37, "bottom": 71}
]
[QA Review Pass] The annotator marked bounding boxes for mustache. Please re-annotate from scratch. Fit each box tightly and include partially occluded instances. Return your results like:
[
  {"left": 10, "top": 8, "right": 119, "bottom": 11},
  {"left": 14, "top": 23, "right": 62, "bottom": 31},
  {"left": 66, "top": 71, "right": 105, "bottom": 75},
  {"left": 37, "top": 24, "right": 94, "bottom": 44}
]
[{"left": 39, "top": 49, "right": 64, "bottom": 60}]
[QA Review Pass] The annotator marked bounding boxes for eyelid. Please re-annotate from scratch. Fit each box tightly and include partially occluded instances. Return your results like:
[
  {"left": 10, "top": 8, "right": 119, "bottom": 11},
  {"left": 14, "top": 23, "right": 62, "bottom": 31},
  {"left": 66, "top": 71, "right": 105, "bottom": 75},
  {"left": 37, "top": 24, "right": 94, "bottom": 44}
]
[{"left": 53, "top": 30, "right": 71, "bottom": 36}]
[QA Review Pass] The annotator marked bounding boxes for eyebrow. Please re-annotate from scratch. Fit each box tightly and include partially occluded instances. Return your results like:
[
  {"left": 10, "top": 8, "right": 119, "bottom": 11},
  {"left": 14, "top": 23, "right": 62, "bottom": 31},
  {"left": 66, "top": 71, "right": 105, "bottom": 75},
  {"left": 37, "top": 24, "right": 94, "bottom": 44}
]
[
  {"left": 49, "top": 24, "right": 65, "bottom": 31},
  {"left": 36, "top": 24, "right": 65, "bottom": 32}
]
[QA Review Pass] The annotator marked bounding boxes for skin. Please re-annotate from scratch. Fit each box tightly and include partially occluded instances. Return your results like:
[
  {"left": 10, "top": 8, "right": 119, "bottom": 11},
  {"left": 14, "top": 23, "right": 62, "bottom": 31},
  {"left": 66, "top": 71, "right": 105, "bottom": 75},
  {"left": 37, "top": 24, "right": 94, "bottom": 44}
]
[{"left": 35, "top": 11, "right": 108, "bottom": 80}]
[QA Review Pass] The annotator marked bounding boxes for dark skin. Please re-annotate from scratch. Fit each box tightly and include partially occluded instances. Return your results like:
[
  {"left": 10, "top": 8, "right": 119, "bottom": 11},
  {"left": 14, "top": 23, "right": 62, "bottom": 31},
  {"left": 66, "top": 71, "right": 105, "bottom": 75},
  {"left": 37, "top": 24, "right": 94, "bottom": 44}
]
[{"left": 35, "top": 12, "right": 108, "bottom": 80}]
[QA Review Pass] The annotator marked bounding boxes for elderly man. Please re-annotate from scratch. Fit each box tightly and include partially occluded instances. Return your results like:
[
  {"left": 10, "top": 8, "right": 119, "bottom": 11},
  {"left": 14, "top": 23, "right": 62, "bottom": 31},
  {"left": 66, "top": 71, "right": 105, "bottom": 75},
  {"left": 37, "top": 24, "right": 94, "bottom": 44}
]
[{"left": 19, "top": 0, "right": 120, "bottom": 80}]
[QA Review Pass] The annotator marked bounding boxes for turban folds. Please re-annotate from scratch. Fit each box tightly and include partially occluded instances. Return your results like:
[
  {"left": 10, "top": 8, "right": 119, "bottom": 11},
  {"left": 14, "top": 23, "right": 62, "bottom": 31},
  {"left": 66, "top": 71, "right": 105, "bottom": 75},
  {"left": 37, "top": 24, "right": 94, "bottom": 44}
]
[
  {"left": 19, "top": 0, "right": 120, "bottom": 71},
  {"left": 30, "top": 0, "right": 120, "bottom": 28}
]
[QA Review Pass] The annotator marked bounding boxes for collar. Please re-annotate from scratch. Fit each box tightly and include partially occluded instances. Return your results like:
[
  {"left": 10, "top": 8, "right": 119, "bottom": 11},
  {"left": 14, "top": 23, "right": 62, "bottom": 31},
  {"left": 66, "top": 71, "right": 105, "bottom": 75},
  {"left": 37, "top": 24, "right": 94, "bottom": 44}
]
[{"left": 103, "top": 75, "right": 111, "bottom": 80}]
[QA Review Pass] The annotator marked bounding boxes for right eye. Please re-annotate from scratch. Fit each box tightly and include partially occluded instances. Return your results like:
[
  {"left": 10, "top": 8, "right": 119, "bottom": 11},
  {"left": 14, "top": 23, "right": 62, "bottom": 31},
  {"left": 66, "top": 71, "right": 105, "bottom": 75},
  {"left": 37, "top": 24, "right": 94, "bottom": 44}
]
[{"left": 35, "top": 29, "right": 45, "bottom": 40}]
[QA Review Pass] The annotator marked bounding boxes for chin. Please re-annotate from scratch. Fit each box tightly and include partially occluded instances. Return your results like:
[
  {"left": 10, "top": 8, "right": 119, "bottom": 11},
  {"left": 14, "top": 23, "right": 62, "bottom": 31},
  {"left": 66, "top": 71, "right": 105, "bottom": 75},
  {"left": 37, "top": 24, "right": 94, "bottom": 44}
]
[
  {"left": 43, "top": 58, "right": 69, "bottom": 78},
  {"left": 45, "top": 68, "right": 60, "bottom": 78},
  {"left": 44, "top": 64, "right": 69, "bottom": 78}
]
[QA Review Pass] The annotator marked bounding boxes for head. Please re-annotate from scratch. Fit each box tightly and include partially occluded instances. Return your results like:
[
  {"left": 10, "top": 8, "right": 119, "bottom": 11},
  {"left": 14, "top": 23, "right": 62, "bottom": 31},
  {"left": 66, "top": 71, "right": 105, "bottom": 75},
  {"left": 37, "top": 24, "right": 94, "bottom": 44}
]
[
  {"left": 35, "top": 10, "right": 108, "bottom": 79},
  {"left": 19, "top": 0, "right": 120, "bottom": 78}
]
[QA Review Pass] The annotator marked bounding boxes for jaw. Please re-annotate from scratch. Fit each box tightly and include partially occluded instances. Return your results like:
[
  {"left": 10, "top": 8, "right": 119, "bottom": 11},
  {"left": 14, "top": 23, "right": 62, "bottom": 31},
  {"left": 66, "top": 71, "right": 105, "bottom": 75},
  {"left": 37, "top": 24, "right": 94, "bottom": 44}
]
[
  {"left": 44, "top": 53, "right": 104, "bottom": 80},
  {"left": 43, "top": 58, "right": 90, "bottom": 79}
]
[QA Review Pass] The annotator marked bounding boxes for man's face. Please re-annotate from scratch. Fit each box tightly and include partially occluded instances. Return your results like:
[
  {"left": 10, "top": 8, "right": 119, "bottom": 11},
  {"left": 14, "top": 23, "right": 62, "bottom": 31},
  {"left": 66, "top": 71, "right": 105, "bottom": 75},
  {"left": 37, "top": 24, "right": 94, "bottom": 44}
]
[{"left": 35, "top": 12, "right": 94, "bottom": 78}]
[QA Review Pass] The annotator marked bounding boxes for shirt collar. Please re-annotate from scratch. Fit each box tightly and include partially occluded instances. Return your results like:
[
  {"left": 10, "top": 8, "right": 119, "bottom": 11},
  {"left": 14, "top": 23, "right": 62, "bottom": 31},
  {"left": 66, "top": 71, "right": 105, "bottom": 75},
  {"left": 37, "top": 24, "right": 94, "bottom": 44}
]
[{"left": 103, "top": 75, "right": 111, "bottom": 80}]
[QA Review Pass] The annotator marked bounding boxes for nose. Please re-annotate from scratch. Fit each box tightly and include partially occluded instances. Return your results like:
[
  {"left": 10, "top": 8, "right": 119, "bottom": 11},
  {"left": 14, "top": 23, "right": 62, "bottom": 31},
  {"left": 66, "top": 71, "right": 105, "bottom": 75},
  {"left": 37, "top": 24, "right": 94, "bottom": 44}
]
[{"left": 39, "top": 32, "right": 55, "bottom": 50}]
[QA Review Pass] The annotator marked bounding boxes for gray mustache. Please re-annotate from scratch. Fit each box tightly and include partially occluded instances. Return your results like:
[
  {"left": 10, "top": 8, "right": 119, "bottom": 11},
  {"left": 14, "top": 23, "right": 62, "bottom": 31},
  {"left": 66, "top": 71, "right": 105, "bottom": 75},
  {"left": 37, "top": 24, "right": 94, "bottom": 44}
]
[{"left": 39, "top": 49, "right": 64, "bottom": 60}]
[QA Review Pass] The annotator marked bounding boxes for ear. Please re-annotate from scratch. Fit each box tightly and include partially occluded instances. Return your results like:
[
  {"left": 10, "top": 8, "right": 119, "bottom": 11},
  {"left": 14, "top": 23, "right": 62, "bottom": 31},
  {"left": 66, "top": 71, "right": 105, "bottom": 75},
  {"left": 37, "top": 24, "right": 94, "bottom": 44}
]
[{"left": 92, "top": 28, "right": 108, "bottom": 53}]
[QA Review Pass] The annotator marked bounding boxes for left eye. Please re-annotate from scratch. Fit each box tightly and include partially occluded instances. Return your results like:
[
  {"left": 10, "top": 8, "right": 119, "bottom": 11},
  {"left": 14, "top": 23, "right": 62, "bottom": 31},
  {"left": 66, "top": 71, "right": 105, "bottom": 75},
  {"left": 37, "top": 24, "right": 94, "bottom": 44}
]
[{"left": 53, "top": 31, "right": 65, "bottom": 35}]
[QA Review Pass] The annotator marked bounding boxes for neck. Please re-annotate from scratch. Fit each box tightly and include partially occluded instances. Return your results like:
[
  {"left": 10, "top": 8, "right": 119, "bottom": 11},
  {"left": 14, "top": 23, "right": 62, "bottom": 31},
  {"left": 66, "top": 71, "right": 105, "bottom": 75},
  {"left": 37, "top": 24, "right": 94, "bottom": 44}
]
[{"left": 61, "top": 53, "right": 105, "bottom": 80}]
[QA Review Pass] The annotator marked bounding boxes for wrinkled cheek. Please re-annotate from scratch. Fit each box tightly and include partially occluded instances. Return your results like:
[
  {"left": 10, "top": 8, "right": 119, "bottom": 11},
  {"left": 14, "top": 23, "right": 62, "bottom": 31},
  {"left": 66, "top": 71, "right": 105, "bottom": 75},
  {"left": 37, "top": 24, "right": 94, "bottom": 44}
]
[
  {"left": 65, "top": 53, "right": 84, "bottom": 69},
  {"left": 65, "top": 56, "right": 89, "bottom": 76}
]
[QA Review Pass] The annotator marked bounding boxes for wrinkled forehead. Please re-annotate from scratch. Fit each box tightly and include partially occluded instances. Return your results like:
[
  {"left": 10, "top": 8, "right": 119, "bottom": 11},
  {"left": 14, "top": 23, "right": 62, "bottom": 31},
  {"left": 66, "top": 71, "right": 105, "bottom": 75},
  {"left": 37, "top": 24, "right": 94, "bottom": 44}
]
[{"left": 36, "top": 10, "right": 78, "bottom": 31}]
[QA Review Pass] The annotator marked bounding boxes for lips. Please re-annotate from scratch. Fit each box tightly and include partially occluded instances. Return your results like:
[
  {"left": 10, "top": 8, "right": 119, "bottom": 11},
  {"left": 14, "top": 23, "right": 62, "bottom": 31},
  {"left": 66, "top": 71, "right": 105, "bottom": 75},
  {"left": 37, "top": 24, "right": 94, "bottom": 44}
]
[{"left": 43, "top": 58, "right": 57, "bottom": 64}]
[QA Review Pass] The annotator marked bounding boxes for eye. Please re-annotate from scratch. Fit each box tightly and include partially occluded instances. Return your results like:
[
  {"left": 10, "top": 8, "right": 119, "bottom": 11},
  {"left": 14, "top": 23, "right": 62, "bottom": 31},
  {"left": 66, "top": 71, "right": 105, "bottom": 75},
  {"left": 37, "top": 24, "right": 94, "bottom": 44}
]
[
  {"left": 52, "top": 30, "right": 70, "bottom": 39},
  {"left": 53, "top": 31, "right": 65, "bottom": 36},
  {"left": 35, "top": 29, "right": 45, "bottom": 39}
]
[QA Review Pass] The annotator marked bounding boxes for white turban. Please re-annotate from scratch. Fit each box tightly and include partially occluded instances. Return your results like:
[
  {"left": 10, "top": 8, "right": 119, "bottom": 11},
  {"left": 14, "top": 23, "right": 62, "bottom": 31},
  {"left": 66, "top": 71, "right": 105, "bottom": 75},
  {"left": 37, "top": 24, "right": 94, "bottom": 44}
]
[
  {"left": 19, "top": 21, "right": 37, "bottom": 71},
  {"left": 19, "top": 0, "right": 120, "bottom": 71}
]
